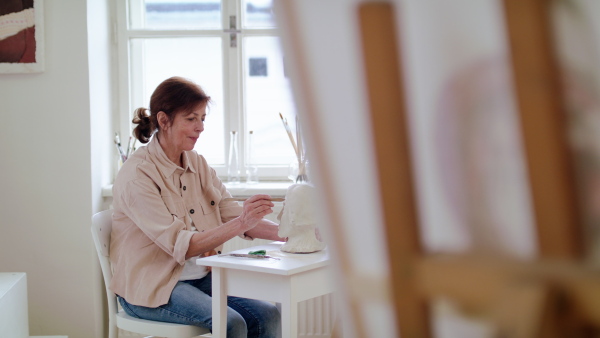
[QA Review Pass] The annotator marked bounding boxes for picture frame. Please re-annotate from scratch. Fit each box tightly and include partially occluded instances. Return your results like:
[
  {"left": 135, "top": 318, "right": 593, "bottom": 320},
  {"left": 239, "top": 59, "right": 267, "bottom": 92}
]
[{"left": 0, "top": 0, "right": 44, "bottom": 73}]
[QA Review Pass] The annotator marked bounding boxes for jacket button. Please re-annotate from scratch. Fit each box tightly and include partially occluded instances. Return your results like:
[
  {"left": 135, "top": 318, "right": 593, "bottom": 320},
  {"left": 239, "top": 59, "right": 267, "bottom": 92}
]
[
  {"left": 190, "top": 209, "right": 195, "bottom": 214},
  {"left": 183, "top": 186, "right": 187, "bottom": 191},
  {"left": 211, "top": 201, "right": 215, "bottom": 206}
]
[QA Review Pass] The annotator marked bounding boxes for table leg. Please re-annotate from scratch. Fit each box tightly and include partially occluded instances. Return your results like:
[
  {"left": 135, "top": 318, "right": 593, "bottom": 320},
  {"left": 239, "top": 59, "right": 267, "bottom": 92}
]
[
  {"left": 275, "top": 302, "right": 284, "bottom": 338},
  {"left": 280, "top": 283, "right": 298, "bottom": 338},
  {"left": 212, "top": 267, "right": 227, "bottom": 337}
]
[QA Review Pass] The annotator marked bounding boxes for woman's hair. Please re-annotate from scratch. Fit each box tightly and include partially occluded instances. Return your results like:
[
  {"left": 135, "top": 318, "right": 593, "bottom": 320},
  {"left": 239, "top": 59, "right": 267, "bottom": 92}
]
[{"left": 132, "top": 76, "right": 211, "bottom": 143}]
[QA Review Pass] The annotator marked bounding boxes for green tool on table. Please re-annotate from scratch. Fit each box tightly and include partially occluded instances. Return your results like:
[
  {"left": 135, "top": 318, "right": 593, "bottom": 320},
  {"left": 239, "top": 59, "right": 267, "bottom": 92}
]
[
  {"left": 218, "top": 249, "right": 279, "bottom": 260},
  {"left": 248, "top": 250, "right": 267, "bottom": 256}
]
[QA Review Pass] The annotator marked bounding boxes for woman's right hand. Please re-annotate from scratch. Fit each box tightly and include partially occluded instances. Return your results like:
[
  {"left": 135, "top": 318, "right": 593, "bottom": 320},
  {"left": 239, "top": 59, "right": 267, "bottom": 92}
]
[{"left": 238, "top": 194, "right": 274, "bottom": 232}]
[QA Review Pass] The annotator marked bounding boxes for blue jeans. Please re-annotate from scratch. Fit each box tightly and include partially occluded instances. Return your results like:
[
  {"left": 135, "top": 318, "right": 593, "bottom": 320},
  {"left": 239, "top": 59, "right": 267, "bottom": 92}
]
[{"left": 118, "top": 273, "right": 281, "bottom": 338}]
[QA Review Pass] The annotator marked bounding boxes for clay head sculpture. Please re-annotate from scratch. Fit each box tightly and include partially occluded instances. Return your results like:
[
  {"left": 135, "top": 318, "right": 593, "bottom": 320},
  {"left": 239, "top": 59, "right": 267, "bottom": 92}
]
[{"left": 277, "top": 183, "right": 326, "bottom": 253}]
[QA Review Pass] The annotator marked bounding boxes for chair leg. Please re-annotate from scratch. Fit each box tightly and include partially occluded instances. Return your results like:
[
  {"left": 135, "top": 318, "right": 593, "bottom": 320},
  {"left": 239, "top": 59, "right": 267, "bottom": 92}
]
[{"left": 108, "top": 321, "right": 116, "bottom": 338}]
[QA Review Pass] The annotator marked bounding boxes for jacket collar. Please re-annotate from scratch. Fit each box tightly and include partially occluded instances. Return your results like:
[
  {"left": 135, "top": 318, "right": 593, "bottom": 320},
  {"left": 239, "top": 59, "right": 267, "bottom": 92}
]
[{"left": 147, "top": 134, "right": 197, "bottom": 177}]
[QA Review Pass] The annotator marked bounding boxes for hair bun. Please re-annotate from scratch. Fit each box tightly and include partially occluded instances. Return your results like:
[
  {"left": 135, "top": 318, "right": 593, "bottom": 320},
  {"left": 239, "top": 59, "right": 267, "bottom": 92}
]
[{"left": 132, "top": 107, "right": 155, "bottom": 144}]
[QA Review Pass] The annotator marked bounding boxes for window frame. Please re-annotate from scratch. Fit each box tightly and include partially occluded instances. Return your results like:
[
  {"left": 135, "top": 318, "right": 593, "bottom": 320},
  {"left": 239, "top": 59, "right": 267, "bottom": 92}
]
[{"left": 114, "top": 0, "right": 293, "bottom": 181}]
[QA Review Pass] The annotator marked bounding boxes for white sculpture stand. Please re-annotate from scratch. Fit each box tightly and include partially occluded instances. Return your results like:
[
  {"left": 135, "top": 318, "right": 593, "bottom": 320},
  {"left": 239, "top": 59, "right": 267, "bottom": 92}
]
[{"left": 278, "top": 184, "right": 326, "bottom": 253}]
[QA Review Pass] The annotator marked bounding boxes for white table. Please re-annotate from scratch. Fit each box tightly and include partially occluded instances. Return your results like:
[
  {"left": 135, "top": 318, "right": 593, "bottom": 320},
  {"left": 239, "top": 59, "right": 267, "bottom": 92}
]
[{"left": 196, "top": 242, "right": 333, "bottom": 338}]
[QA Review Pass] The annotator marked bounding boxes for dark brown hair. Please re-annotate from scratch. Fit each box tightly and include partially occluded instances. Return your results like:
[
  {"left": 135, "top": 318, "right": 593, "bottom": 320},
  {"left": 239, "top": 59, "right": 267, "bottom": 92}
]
[{"left": 132, "top": 76, "right": 211, "bottom": 143}]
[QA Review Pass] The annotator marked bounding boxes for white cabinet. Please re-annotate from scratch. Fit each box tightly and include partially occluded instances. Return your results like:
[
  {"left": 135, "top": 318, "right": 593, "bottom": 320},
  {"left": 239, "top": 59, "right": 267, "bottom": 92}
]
[
  {"left": 0, "top": 273, "right": 67, "bottom": 338},
  {"left": 0, "top": 273, "right": 29, "bottom": 338}
]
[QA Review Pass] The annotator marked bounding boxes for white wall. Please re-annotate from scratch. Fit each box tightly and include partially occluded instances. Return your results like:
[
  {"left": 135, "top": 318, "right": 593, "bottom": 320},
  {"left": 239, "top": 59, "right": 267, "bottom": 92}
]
[{"left": 0, "top": 0, "right": 112, "bottom": 337}]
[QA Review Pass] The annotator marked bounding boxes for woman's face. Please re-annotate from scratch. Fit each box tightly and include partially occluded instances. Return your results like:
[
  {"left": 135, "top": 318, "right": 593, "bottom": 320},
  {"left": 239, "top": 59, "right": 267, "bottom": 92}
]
[{"left": 161, "top": 104, "right": 207, "bottom": 154}]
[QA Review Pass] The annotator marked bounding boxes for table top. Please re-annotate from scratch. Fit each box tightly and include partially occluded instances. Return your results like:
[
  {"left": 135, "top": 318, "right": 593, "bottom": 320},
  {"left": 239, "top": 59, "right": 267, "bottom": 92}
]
[{"left": 196, "top": 242, "right": 330, "bottom": 276}]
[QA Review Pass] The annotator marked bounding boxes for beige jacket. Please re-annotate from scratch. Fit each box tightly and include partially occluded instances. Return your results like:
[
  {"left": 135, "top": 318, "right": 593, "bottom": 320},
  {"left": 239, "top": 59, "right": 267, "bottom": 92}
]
[{"left": 110, "top": 136, "right": 243, "bottom": 307}]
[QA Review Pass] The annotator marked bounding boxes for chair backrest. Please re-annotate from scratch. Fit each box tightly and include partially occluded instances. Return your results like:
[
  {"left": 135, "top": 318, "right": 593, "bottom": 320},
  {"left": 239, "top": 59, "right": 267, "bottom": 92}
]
[
  {"left": 91, "top": 210, "right": 119, "bottom": 330},
  {"left": 91, "top": 210, "right": 210, "bottom": 338}
]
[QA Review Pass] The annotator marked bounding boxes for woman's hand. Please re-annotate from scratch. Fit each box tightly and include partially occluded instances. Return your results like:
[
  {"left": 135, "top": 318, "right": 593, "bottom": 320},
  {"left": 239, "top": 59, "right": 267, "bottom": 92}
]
[{"left": 237, "top": 194, "right": 274, "bottom": 233}]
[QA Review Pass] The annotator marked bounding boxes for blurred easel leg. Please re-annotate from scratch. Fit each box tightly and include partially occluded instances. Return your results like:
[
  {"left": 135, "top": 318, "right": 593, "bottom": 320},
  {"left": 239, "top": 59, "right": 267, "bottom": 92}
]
[
  {"left": 501, "top": 0, "right": 582, "bottom": 260},
  {"left": 358, "top": 3, "right": 431, "bottom": 338}
]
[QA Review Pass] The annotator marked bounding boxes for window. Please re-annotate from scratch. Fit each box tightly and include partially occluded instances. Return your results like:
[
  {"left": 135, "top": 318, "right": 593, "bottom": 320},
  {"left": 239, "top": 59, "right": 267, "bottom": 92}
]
[{"left": 115, "top": 0, "right": 298, "bottom": 181}]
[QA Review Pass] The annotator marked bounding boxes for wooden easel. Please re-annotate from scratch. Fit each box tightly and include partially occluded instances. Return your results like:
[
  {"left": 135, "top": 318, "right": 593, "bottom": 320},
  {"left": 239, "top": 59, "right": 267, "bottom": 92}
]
[
  {"left": 358, "top": 0, "right": 597, "bottom": 337},
  {"left": 358, "top": 3, "right": 430, "bottom": 337}
]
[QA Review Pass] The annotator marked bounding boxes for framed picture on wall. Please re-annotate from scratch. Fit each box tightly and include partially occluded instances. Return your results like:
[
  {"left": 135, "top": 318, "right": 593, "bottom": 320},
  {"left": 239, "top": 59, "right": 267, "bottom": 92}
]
[{"left": 0, "top": 0, "right": 44, "bottom": 73}]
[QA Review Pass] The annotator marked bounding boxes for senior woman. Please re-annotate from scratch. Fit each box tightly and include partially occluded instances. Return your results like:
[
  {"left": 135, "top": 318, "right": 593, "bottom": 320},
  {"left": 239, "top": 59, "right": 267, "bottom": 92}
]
[{"left": 110, "top": 76, "right": 283, "bottom": 338}]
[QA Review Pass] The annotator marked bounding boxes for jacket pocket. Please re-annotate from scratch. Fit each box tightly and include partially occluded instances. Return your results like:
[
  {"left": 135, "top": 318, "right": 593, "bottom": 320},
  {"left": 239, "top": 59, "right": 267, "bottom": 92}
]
[{"left": 199, "top": 188, "right": 220, "bottom": 215}]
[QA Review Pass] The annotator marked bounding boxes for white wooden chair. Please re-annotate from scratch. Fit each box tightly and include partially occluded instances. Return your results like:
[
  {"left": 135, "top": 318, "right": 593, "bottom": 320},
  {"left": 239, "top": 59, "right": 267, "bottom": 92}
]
[{"left": 91, "top": 210, "right": 211, "bottom": 338}]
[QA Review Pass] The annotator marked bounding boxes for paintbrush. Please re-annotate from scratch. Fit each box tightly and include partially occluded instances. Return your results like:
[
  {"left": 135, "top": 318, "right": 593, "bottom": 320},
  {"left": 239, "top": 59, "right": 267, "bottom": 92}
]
[
  {"left": 223, "top": 197, "right": 285, "bottom": 202},
  {"left": 129, "top": 138, "right": 137, "bottom": 155},
  {"left": 125, "top": 136, "right": 132, "bottom": 158},
  {"left": 114, "top": 132, "right": 127, "bottom": 162},
  {"left": 279, "top": 112, "right": 299, "bottom": 158},
  {"left": 296, "top": 115, "right": 304, "bottom": 163}
]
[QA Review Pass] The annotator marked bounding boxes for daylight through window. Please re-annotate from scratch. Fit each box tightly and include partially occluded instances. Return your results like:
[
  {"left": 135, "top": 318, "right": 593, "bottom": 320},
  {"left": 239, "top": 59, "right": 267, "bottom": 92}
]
[{"left": 116, "top": 0, "right": 298, "bottom": 181}]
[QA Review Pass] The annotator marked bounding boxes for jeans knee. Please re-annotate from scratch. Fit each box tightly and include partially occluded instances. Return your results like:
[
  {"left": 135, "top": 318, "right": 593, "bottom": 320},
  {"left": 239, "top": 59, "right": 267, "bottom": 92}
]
[
  {"left": 261, "top": 304, "right": 281, "bottom": 338},
  {"left": 227, "top": 311, "right": 248, "bottom": 338}
]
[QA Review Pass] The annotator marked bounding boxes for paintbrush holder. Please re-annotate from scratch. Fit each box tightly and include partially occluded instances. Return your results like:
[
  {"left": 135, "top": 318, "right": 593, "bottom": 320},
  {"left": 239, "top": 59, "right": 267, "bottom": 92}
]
[
  {"left": 289, "top": 160, "right": 309, "bottom": 183},
  {"left": 297, "top": 159, "right": 309, "bottom": 183}
]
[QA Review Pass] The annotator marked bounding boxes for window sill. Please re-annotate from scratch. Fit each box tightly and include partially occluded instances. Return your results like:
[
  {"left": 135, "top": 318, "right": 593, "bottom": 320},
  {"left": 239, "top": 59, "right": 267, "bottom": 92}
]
[
  {"left": 101, "top": 181, "right": 292, "bottom": 198},
  {"left": 223, "top": 181, "right": 291, "bottom": 198}
]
